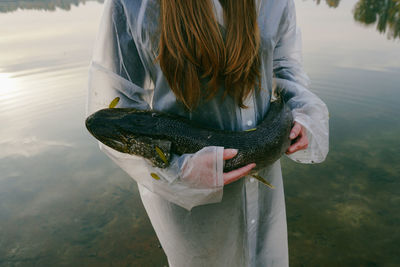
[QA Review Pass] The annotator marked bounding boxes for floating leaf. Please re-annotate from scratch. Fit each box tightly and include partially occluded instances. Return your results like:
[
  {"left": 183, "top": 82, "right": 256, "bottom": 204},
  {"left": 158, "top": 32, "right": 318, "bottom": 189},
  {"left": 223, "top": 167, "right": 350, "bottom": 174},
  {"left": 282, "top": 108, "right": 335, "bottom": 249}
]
[
  {"left": 251, "top": 174, "right": 275, "bottom": 189},
  {"left": 109, "top": 97, "right": 120, "bottom": 108},
  {"left": 150, "top": 172, "right": 160, "bottom": 180},
  {"left": 155, "top": 146, "right": 169, "bottom": 165},
  {"left": 245, "top": 128, "right": 257, "bottom": 132}
]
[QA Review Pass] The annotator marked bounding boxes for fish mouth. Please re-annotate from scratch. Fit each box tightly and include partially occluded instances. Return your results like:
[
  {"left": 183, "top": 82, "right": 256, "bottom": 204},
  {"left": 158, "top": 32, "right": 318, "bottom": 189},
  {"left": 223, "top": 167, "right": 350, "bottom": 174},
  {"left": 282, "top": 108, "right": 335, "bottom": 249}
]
[
  {"left": 85, "top": 111, "right": 128, "bottom": 152},
  {"left": 100, "top": 138, "right": 127, "bottom": 152}
]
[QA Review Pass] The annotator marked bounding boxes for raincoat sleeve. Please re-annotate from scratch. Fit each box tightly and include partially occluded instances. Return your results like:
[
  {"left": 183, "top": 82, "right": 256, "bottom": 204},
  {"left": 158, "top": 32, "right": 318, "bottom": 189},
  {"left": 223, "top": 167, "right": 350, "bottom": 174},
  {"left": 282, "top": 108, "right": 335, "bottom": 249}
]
[
  {"left": 86, "top": 0, "right": 224, "bottom": 210},
  {"left": 273, "top": 0, "right": 329, "bottom": 163}
]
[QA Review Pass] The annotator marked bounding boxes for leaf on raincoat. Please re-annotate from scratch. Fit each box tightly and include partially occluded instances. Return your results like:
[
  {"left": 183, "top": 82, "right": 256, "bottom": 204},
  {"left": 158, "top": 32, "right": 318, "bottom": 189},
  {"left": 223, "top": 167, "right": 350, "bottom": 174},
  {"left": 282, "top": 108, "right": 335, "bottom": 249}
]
[
  {"left": 245, "top": 128, "right": 257, "bottom": 132},
  {"left": 150, "top": 172, "right": 161, "bottom": 180},
  {"left": 109, "top": 97, "right": 120, "bottom": 108},
  {"left": 155, "top": 146, "right": 169, "bottom": 165}
]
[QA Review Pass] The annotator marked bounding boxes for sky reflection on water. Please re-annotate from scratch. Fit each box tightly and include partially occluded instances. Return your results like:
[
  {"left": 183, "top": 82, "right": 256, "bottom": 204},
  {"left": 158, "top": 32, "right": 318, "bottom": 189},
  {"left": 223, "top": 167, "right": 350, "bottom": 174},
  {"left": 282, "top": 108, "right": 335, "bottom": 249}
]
[{"left": 0, "top": 0, "right": 399, "bottom": 266}]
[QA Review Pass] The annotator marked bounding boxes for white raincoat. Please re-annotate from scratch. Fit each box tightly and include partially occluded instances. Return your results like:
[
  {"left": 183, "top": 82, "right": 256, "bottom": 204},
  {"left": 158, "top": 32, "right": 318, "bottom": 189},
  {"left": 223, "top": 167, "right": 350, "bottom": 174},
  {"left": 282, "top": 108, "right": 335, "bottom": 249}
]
[{"left": 86, "top": 0, "right": 329, "bottom": 266}]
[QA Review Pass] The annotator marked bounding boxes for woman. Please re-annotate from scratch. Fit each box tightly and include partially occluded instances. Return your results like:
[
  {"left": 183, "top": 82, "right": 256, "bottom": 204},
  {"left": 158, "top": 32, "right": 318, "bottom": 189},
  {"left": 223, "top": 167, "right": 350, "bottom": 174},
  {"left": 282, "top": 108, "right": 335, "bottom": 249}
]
[{"left": 86, "top": 0, "right": 329, "bottom": 266}]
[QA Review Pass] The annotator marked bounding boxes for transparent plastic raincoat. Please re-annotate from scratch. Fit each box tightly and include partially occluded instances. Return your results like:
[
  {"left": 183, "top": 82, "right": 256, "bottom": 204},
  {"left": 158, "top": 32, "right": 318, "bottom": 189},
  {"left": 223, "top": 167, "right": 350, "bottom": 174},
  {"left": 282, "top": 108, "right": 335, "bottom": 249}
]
[{"left": 86, "top": 0, "right": 329, "bottom": 266}]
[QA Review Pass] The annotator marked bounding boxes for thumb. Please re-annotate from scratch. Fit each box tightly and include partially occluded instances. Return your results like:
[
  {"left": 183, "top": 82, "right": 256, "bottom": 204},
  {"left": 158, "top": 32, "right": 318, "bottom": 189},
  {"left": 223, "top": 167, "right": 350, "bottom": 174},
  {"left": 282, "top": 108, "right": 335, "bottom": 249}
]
[{"left": 223, "top": 149, "right": 238, "bottom": 160}]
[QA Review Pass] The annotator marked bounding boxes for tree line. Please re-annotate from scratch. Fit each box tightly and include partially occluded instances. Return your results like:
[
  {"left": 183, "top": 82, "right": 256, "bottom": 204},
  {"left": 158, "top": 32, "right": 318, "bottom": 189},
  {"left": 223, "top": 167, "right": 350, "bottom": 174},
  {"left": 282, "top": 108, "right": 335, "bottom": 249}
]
[
  {"left": 314, "top": 0, "right": 400, "bottom": 39},
  {"left": 0, "top": 0, "right": 104, "bottom": 13}
]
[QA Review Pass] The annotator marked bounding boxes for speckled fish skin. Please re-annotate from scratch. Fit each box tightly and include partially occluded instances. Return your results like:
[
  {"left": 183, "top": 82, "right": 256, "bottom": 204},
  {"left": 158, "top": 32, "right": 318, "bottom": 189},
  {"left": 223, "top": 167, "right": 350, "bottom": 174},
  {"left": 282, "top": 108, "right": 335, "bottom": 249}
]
[{"left": 85, "top": 96, "right": 293, "bottom": 172}]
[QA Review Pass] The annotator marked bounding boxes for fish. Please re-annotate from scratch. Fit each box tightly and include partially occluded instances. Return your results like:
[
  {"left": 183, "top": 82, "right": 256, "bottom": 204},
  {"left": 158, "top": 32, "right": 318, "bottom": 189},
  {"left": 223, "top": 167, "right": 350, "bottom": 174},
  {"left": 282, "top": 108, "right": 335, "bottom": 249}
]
[{"left": 85, "top": 94, "right": 293, "bottom": 174}]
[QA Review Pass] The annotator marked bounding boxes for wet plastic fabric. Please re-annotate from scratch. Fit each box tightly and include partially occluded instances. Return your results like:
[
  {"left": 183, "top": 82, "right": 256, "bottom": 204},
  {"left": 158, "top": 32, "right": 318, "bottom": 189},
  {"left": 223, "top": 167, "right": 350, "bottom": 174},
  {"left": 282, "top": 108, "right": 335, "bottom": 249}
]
[{"left": 86, "top": 0, "right": 329, "bottom": 266}]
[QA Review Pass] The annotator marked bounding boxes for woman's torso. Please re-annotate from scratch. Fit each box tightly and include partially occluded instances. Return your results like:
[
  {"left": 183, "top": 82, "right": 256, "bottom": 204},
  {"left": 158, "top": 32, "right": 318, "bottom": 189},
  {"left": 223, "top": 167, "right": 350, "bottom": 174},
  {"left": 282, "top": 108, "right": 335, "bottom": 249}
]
[{"left": 119, "top": 0, "right": 290, "bottom": 132}]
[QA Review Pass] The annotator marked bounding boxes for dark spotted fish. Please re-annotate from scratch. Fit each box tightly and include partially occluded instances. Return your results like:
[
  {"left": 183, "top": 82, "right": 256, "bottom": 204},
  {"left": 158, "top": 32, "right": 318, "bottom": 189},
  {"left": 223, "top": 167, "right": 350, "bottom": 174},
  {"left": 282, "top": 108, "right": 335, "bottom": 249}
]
[{"left": 85, "top": 95, "right": 293, "bottom": 175}]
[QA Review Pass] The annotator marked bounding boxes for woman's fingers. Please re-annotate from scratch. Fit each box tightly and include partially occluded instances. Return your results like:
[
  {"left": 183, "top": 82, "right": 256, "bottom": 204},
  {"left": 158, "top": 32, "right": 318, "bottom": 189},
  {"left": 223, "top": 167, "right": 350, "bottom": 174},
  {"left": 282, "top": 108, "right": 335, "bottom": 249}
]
[
  {"left": 290, "top": 122, "right": 302, "bottom": 139},
  {"left": 223, "top": 149, "right": 238, "bottom": 160},
  {"left": 286, "top": 132, "right": 309, "bottom": 154},
  {"left": 223, "top": 149, "right": 255, "bottom": 185},
  {"left": 286, "top": 122, "right": 309, "bottom": 154},
  {"left": 223, "top": 163, "right": 256, "bottom": 185}
]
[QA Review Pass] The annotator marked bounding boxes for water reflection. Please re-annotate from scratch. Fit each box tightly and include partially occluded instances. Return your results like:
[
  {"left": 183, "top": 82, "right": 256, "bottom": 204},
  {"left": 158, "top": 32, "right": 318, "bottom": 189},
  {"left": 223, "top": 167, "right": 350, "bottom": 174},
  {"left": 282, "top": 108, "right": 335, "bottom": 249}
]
[
  {"left": 313, "top": 0, "right": 400, "bottom": 40},
  {"left": 2, "top": 0, "right": 398, "bottom": 40},
  {"left": 0, "top": 0, "right": 399, "bottom": 266},
  {"left": 0, "top": 0, "right": 104, "bottom": 13},
  {"left": 313, "top": 0, "right": 341, "bottom": 8},
  {"left": 354, "top": 0, "right": 400, "bottom": 40}
]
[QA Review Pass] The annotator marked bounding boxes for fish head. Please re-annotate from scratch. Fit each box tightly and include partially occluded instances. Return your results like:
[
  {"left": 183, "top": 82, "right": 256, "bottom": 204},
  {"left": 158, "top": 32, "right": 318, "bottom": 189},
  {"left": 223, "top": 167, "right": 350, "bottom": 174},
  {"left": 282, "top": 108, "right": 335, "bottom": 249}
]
[
  {"left": 85, "top": 108, "right": 134, "bottom": 153},
  {"left": 85, "top": 108, "right": 171, "bottom": 166}
]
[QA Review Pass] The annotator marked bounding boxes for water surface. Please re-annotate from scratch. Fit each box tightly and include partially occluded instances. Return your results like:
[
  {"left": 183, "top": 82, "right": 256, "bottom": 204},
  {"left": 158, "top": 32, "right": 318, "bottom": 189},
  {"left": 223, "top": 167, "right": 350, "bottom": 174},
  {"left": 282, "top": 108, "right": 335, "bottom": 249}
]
[{"left": 0, "top": 0, "right": 399, "bottom": 266}]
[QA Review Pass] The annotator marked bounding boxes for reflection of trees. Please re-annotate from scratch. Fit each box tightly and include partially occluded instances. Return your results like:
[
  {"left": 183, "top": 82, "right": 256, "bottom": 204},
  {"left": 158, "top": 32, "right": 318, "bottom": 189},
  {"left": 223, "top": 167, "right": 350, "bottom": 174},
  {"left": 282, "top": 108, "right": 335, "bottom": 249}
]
[
  {"left": 312, "top": 0, "right": 400, "bottom": 40},
  {"left": 353, "top": 0, "right": 400, "bottom": 39},
  {"left": 313, "top": 0, "right": 341, "bottom": 8},
  {"left": 0, "top": 0, "right": 104, "bottom": 13},
  {"left": 2, "top": 0, "right": 399, "bottom": 40}
]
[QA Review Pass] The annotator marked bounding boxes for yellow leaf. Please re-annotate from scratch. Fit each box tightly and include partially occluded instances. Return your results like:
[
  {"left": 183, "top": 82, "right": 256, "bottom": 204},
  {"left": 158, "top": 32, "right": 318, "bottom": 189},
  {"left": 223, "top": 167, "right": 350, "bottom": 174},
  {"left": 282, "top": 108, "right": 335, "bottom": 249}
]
[
  {"left": 150, "top": 173, "right": 160, "bottom": 180},
  {"left": 155, "top": 146, "right": 169, "bottom": 165},
  {"left": 245, "top": 128, "right": 257, "bottom": 132},
  {"left": 109, "top": 97, "right": 120, "bottom": 108}
]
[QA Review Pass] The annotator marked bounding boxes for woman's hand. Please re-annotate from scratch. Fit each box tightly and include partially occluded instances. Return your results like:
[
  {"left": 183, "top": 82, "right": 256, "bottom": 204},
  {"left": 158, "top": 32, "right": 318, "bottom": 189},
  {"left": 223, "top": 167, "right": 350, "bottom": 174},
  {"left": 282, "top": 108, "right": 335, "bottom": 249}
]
[
  {"left": 223, "top": 149, "right": 256, "bottom": 185},
  {"left": 179, "top": 147, "right": 255, "bottom": 188},
  {"left": 286, "top": 122, "right": 308, "bottom": 154}
]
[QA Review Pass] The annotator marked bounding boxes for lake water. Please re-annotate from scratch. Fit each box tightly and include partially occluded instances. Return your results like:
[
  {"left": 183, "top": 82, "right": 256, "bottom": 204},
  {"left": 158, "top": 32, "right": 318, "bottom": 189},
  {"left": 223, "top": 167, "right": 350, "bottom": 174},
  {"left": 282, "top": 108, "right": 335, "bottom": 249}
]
[{"left": 0, "top": 0, "right": 399, "bottom": 266}]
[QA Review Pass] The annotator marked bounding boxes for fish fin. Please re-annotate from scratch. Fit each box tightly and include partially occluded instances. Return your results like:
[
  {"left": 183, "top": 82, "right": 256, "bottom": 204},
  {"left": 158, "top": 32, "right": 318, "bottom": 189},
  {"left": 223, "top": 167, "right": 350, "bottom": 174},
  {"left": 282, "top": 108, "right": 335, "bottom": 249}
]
[
  {"left": 251, "top": 174, "right": 275, "bottom": 189},
  {"left": 271, "top": 79, "right": 285, "bottom": 103},
  {"left": 271, "top": 79, "right": 278, "bottom": 102}
]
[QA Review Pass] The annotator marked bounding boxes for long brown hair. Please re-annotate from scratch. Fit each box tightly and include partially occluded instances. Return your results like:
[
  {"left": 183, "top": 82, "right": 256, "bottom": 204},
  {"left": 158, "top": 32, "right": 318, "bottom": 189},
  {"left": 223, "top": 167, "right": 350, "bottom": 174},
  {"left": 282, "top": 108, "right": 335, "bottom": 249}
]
[{"left": 156, "top": 0, "right": 261, "bottom": 110}]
